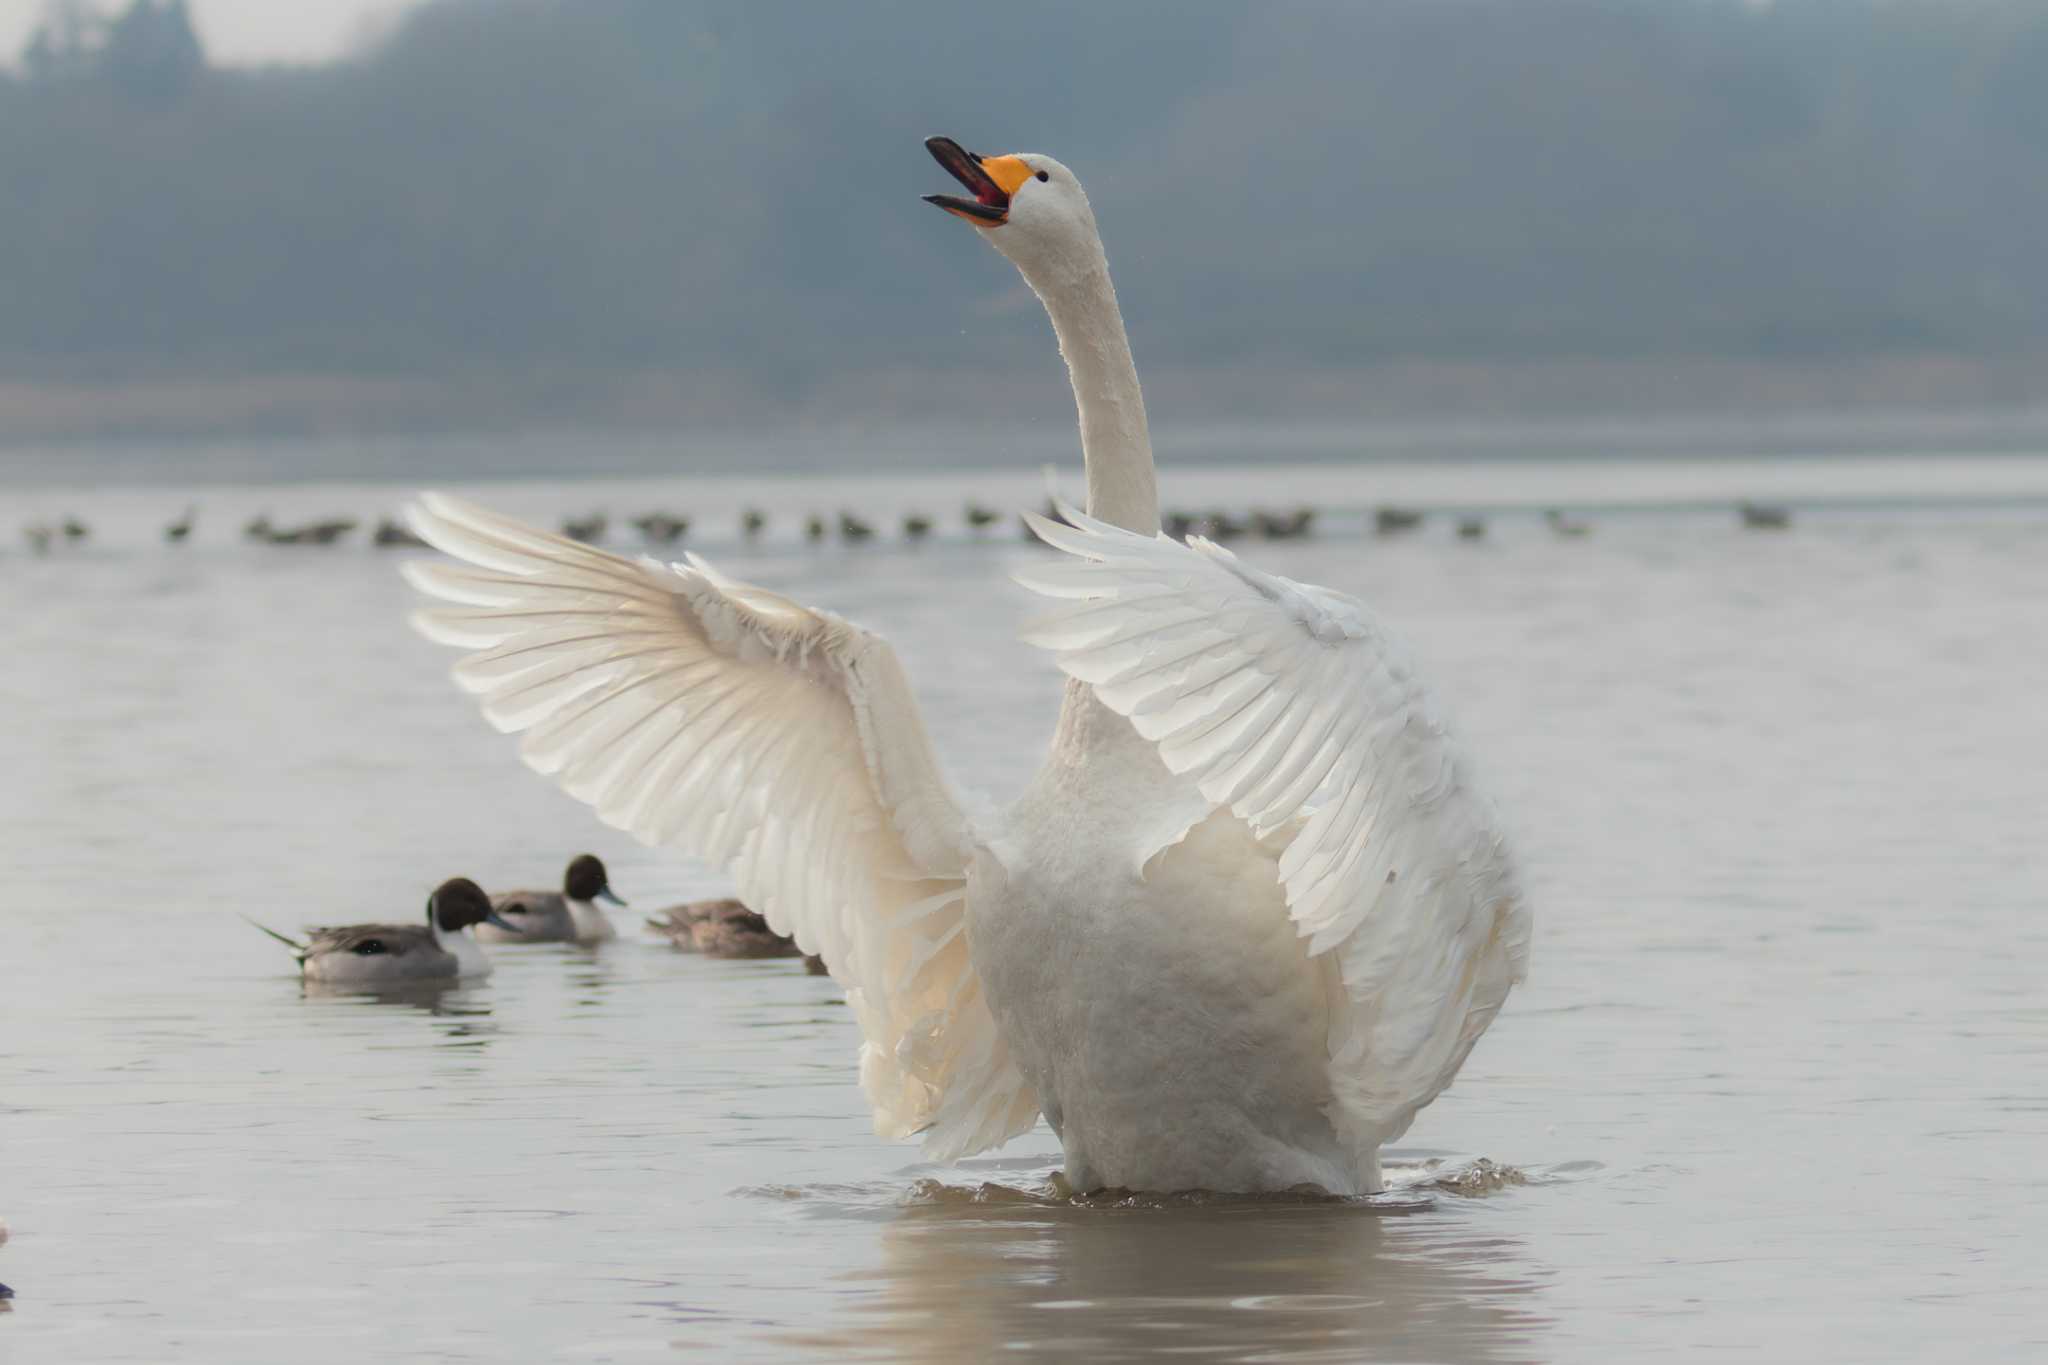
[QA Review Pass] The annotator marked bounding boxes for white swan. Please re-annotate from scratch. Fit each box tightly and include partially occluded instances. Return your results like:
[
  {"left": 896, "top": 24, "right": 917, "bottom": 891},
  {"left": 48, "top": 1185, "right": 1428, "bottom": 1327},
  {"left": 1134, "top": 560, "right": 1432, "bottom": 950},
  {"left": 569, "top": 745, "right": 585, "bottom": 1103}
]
[{"left": 400, "top": 137, "right": 1530, "bottom": 1195}]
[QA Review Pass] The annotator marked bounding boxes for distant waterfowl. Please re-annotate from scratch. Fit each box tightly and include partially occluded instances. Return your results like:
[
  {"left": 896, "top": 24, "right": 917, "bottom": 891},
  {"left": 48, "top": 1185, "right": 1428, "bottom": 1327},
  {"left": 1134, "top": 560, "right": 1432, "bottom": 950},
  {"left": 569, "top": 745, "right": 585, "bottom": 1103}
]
[
  {"left": 164, "top": 507, "right": 197, "bottom": 543},
  {"left": 561, "top": 512, "right": 608, "bottom": 543},
  {"left": 475, "top": 853, "right": 623, "bottom": 945},
  {"left": 1739, "top": 502, "right": 1792, "bottom": 530},
  {"left": 1163, "top": 510, "right": 1195, "bottom": 541},
  {"left": 964, "top": 501, "right": 1001, "bottom": 531},
  {"left": 804, "top": 513, "right": 827, "bottom": 543},
  {"left": 246, "top": 515, "right": 355, "bottom": 545},
  {"left": 1195, "top": 510, "right": 1248, "bottom": 541},
  {"left": 1544, "top": 508, "right": 1592, "bottom": 538},
  {"left": 373, "top": 518, "right": 428, "bottom": 548},
  {"left": 271, "top": 518, "right": 356, "bottom": 545},
  {"left": 60, "top": 516, "right": 89, "bottom": 543},
  {"left": 22, "top": 523, "right": 53, "bottom": 555},
  {"left": 1456, "top": 516, "right": 1487, "bottom": 540},
  {"left": 903, "top": 512, "right": 933, "bottom": 541},
  {"left": 1375, "top": 506, "right": 1425, "bottom": 534},
  {"left": 839, "top": 511, "right": 876, "bottom": 542},
  {"left": 402, "top": 136, "right": 1527, "bottom": 1195},
  {"left": 247, "top": 878, "right": 517, "bottom": 984},
  {"left": 1254, "top": 507, "right": 1316, "bottom": 539},
  {"left": 632, "top": 512, "right": 690, "bottom": 544},
  {"left": 742, "top": 507, "right": 768, "bottom": 540},
  {"left": 646, "top": 899, "right": 803, "bottom": 959}
]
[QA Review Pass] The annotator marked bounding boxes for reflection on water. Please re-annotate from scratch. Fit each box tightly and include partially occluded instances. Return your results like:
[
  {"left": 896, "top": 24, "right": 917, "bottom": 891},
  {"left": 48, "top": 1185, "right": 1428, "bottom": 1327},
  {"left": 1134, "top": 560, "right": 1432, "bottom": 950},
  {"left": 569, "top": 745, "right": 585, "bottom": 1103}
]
[
  {"left": 300, "top": 978, "right": 490, "bottom": 1016},
  {"left": 810, "top": 1168, "right": 1548, "bottom": 1363}
]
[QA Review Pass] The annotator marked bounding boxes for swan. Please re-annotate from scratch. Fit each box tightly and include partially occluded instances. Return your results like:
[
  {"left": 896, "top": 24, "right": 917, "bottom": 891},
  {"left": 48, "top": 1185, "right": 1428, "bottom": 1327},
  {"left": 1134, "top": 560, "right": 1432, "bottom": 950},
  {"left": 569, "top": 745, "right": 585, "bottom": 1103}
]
[{"left": 401, "top": 135, "right": 1529, "bottom": 1195}]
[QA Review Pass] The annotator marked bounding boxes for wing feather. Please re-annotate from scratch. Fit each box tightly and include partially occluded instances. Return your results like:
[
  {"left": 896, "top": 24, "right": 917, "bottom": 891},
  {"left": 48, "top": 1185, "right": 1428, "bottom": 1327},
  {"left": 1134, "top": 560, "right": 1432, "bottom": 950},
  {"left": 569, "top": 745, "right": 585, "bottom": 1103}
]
[
  {"left": 1017, "top": 503, "right": 1530, "bottom": 1150},
  {"left": 404, "top": 493, "right": 1037, "bottom": 1157}
]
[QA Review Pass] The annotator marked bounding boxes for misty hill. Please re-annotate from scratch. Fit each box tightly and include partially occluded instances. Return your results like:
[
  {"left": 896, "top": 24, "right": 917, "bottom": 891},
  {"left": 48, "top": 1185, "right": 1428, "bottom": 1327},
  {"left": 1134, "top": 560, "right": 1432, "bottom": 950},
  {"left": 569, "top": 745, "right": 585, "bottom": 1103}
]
[{"left": 3, "top": 0, "right": 2047, "bottom": 439}]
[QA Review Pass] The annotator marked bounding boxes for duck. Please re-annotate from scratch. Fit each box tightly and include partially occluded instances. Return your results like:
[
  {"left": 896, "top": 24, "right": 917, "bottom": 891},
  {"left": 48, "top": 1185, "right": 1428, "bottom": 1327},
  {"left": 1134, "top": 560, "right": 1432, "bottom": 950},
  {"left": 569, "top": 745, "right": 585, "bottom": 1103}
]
[
  {"left": 60, "top": 516, "right": 89, "bottom": 543},
  {"left": 1254, "top": 507, "right": 1315, "bottom": 539},
  {"left": 1739, "top": 501, "right": 1792, "bottom": 530},
  {"left": 742, "top": 507, "right": 768, "bottom": 540},
  {"left": 964, "top": 501, "right": 1000, "bottom": 532},
  {"left": 1543, "top": 508, "right": 1592, "bottom": 538},
  {"left": 902, "top": 512, "right": 933, "bottom": 542},
  {"left": 1375, "top": 506, "right": 1425, "bottom": 534},
  {"left": 804, "top": 513, "right": 827, "bottom": 543},
  {"left": 561, "top": 512, "right": 607, "bottom": 543},
  {"left": 1456, "top": 516, "right": 1487, "bottom": 540},
  {"left": 645, "top": 899, "right": 803, "bottom": 959},
  {"left": 373, "top": 517, "right": 427, "bottom": 548},
  {"left": 401, "top": 135, "right": 1529, "bottom": 1196},
  {"left": 475, "top": 853, "right": 623, "bottom": 944},
  {"left": 839, "top": 511, "right": 876, "bottom": 543},
  {"left": 632, "top": 512, "right": 690, "bottom": 544},
  {"left": 247, "top": 878, "right": 518, "bottom": 983},
  {"left": 164, "top": 507, "right": 197, "bottom": 543},
  {"left": 257, "top": 517, "right": 356, "bottom": 545}
]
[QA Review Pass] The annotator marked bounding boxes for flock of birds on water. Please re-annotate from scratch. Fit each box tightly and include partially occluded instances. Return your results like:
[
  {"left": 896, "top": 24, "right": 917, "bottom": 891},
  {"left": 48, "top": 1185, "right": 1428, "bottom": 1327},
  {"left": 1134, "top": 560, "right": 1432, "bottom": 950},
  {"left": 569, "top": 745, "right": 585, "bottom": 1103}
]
[
  {"left": 15, "top": 497, "right": 1799, "bottom": 554},
  {"left": 248, "top": 852, "right": 827, "bottom": 987}
]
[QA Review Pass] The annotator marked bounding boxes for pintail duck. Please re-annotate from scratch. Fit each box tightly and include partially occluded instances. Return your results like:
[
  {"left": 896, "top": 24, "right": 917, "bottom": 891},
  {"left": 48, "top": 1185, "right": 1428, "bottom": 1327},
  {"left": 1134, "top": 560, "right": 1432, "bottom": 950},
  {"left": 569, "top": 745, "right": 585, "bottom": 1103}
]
[
  {"left": 249, "top": 878, "right": 517, "bottom": 984},
  {"left": 476, "top": 853, "right": 623, "bottom": 944},
  {"left": 646, "top": 898, "right": 803, "bottom": 959}
]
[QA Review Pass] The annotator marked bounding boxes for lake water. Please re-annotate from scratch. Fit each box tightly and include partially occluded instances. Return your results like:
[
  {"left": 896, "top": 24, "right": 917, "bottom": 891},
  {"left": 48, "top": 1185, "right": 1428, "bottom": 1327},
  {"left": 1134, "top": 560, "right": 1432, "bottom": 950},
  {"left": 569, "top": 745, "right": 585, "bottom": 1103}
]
[{"left": 4, "top": 453, "right": 2045, "bottom": 1361}]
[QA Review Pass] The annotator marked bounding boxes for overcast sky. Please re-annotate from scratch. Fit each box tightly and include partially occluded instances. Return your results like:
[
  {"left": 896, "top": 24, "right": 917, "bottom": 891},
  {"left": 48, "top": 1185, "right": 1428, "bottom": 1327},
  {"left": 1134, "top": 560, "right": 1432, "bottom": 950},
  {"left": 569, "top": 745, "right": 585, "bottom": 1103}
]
[{"left": 0, "top": 0, "right": 421, "bottom": 66}]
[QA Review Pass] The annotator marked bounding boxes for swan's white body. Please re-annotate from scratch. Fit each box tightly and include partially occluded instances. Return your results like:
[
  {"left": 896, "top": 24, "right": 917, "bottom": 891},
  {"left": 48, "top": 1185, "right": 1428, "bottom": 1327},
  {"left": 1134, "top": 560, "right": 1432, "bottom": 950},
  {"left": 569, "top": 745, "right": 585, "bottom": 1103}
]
[{"left": 404, "top": 148, "right": 1529, "bottom": 1194}]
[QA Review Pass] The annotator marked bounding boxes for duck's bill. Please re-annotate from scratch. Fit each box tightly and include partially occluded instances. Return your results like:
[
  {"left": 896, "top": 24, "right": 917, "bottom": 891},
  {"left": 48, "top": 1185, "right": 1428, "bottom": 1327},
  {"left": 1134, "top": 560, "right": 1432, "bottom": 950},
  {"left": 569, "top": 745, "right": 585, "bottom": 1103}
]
[
  {"left": 484, "top": 908, "right": 524, "bottom": 933},
  {"left": 923, "top": 136, "right": 1026, "bottom": 226},
  {"left": 597, "top": 888, "right": 627, "bottom": 908}
]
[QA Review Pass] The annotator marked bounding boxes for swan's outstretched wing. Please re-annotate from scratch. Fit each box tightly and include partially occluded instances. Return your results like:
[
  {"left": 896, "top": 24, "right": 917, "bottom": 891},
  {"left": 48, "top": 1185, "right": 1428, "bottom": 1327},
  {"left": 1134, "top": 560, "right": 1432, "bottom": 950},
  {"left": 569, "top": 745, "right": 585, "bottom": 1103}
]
[
  {"left": 1016, "top": 504, "right": 1530, "bottom": 1149},
  {"left": 402, "top": 493, "right": 1038, "bottom": 1157}
]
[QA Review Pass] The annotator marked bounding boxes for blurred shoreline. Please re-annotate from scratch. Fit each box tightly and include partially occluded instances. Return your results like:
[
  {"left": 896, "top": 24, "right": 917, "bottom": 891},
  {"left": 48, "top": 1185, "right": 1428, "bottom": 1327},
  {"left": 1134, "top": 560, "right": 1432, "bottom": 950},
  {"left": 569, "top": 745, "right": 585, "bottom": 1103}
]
[{"left": 5, "top": 353, "right": 2048, "bottom": 488}]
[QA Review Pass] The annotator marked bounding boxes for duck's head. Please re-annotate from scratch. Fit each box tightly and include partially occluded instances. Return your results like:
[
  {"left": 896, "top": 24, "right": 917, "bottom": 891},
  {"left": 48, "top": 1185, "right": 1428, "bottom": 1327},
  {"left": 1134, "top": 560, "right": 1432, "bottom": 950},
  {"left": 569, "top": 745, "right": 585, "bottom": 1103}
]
[
  {"left": 564, "top": 853, "right": 626, "bottom": 906},
  {"left": 924, "top": 136, "right": 1099, "bottom": 275},
  {"left": 428, "top": 878, "right": 520, "bottom": 935}
]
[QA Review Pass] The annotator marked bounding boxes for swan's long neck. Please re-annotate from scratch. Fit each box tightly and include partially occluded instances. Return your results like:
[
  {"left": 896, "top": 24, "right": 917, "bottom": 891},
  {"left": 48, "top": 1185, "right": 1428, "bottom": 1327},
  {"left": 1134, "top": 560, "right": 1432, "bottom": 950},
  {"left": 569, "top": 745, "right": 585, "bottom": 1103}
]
[
  {"left": 1010, "top": 229, "right": 1177, "bottom": 773},
  {"left": 1021, "top": 244, "right": 1158, "bottom": 535}
]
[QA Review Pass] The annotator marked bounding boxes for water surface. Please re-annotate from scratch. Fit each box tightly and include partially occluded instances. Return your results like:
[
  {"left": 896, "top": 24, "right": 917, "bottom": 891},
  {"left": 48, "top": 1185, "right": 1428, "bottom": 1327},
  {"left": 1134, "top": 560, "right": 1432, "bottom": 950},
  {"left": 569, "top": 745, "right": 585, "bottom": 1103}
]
[{"left": 4, "top": 458, "right": 2045, "bottom": 1360}]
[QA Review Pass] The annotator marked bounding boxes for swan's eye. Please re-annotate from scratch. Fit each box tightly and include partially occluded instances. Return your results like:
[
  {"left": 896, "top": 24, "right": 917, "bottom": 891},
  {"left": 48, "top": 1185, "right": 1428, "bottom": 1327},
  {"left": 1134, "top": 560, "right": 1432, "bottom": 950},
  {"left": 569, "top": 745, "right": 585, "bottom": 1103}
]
[{"left": 1035, "top": 171, "right": 1049, "bottom": 182}]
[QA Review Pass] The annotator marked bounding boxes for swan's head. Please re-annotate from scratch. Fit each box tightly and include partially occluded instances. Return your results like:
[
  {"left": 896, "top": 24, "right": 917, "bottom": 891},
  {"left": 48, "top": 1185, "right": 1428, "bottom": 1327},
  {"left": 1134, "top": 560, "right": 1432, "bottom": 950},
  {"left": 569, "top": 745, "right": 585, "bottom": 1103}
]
[{"left": 924, "top": 136, "right": 1099, "bottom": 273}]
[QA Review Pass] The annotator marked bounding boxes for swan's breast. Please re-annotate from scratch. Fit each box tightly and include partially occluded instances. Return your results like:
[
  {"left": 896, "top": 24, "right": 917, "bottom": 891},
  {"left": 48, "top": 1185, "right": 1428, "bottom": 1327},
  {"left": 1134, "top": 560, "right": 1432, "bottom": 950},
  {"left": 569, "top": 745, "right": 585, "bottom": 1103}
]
[{"left": 969, "top": 804, "right": 1342, "bottom": 1189}]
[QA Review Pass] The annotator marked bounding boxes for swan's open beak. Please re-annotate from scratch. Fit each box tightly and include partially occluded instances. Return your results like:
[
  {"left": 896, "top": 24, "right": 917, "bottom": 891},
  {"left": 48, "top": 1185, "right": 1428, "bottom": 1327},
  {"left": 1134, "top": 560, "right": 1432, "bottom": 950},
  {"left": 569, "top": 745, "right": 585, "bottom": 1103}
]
[{"left": 923, "top": 136, "right": 1030, "bottom": 227}]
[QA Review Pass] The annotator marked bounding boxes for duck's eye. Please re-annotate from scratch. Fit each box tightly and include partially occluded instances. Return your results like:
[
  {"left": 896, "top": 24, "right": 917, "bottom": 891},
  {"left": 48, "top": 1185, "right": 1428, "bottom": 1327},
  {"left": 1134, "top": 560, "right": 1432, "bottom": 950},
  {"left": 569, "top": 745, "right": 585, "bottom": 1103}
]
[
  {"left": 1035, "top": 170, "right": 1049, "bottom": 182},
  {"left": 353, "top": 939, "right": 387, "bottom": 956}
]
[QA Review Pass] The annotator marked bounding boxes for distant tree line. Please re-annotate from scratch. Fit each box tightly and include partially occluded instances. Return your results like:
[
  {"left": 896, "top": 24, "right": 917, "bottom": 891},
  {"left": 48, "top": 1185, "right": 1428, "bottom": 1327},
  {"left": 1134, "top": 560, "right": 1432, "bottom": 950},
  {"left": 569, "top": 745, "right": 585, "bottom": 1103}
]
[
  {"left": 1, "top": 0, "right": 2045, "bottom": 407},
  {"left": 19, "top": 0, "right": 204, "bottom": 103}
]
